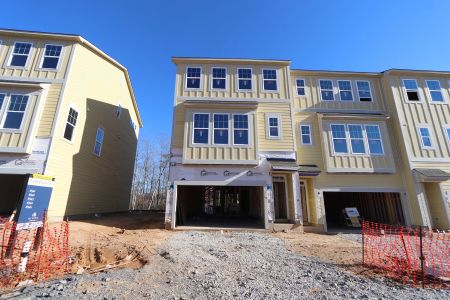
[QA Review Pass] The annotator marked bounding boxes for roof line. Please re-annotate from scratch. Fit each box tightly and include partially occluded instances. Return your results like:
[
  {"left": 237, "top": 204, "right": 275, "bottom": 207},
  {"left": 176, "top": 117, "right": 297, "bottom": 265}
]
[
  {"left": 291, "top": 68, "right": 381, "bottom": 75},
  {"left": 172, "top": 56, "right": 291, "bottom": 63}
]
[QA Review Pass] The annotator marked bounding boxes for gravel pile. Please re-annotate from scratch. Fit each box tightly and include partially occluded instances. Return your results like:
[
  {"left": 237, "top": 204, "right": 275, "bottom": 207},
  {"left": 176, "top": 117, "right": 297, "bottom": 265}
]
[{"left": 7, "top": 231, "right": 449, "bottom": 299}]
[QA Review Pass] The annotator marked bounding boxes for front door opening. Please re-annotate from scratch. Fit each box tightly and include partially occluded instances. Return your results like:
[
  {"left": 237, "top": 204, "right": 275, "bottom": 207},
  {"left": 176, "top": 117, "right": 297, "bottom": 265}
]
[
  {"left": 273, "top": 176, "right": 288, "bottom": 221},
  {"left": 300, "top": 180, "right": 309, "bottom": 224},
  {"left": 0, "top": 174, "right": 28, "bottom": 225}
]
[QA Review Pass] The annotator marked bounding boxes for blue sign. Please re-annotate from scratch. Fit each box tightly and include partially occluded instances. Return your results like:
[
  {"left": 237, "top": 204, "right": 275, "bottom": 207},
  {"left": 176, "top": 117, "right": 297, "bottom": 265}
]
[{"left": 17, "top": 176, "right": 54, "bottom": 229}]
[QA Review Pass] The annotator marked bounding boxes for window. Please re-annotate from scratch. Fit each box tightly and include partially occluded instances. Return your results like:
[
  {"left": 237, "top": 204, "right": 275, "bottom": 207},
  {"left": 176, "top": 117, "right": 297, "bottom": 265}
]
[
  {"left": 63, "top": 107, "right": 78, "bottom": 141},
  {"left": 93, "top": 127, "right": 104, "bottom": 156},
  {"left": 41, "top": 45, "right": 62, "bottom": 69},
  {"left": 186, "top": 67, "right": 201, "bottom": 89},
  {"left": 365, "top": 125, "right": 383, "bottom": 154},
  {"left": 338, "top": 80, "right": 353, "bottom": 101},
  {"left": 300, "top": 124, "right": 312, "bottom": 145},
  {"left": 130, "top": 118, "right": 137, "bottom": 130},
  {"left": 211, "top": 68, "right": 226, "bottom": 89},
  {"left": 356, "top": 81, "right": 372, "bottom": 102},
  {"left": 193, "top": 113, "right": 209, "bottom": 144},
  {"left": 1, "top": 95, "right": 28, "bottom": 129},
  {"left": 262, "top": 69, "right": 277, "bottom": 91},
  {"left": 0, "top": 94, "right": 5, "bottom": 111},
  {"left": 426, "top": 80, "right": 444, "bottom": 102},
  {"left": 403, "top": 79, "right": 420, "bottom": 101},
  {"left": 444, "top": 126, "right": 450, "bottom": 146},
  {"left": 418, "top": 126, "right": 433, "bottom": 149},
  {"left": 267, "top": 116, "right": 280, "bottom": 138},
  {"left": 319, "top": 80, "right": 334, "bottom": 101},
  {"left": 233, "top": 114, "right": 249, "bottom": 145},
  {"left": 331, "top": 124, "right": 348, "bottom": 154},
  {"left": 9, "top": 42, "right": 32, "bottom": 67},
  {"left": 237, "top": 68, "right": 252, "bottom": 90},
  {"left": 348, "top": 125, "right": 365, "bottom": 154},
  {"left": 213, "top": 114, "right": 229, "bottom": 144},
  {"left": 116, "top": 104, "right": 122, "bottom": 119},
  {"left": 296, "top": 79, "right": 306, "bottom": 96}
]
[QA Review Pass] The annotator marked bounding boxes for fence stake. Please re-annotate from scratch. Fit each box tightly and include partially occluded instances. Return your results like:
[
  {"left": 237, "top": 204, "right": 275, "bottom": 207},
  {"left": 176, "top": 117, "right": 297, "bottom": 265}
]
[
  {"left": 419, "top": 225, "right": 425, "bottom": 288},
  {"left": 361, "top": 218, "right": 365, "bottom": 265}
]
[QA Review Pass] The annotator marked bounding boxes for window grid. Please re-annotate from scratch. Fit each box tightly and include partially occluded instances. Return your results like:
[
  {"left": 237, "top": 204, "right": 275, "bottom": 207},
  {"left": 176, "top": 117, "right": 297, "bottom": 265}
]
[
  {"left": 356, "top": 81, "right": 372, "bottom": 102},
  {"left": 319, "top": 80, "right": 334, "bottom": 101},
  {"left": 330, "top": 124, "right": 383, "bottom": 155},
  {"left": 348, "top": 125, "right": 365, "bottom": 154},
  {"left": 93, "top": 128, "right": 104, "bottom": 156},
  {"left": 418, "top": 126, "right": 433, "bottom": 149},
  {"left": 300, "top": 124, "right": 312, "bottom": 145},
  {"left": 9, "top": 42, "right": 32, "bottom": 67},
  {"left": 41, "top": 45, "right": 62, "bottom": 69},
  {"left": 403, "top": 79, "right": 420, "bottom": 101},
  {"left": 268, "top": 116, "right": 280, "bottom": 137},
  {"left": 1, "top": 95, "right": 29, "bottom": 129},
  {"left": 338, "top": 80, "right": 353, "bottom": 101},
  {"left": 233, "top": 114, "right": 249, "bottom": 145},
  {"left": 237, "top": 68, "right": 252, "bottom": 90},
  {"left": 365, "top": 125, "right": 383, "bottom": 154},
  {"left": 296, "top": 79, "right": 305, "bottom": 96},
  {"left": 426, "top": 80, "right": 444, "bottom": 102},
  {"left": 211, "top": 68, "right": 226, "bottom": 89},
  {"left": 331, "top": 124, "right": 348, "bottom": 153},
  {"left": 186, "top": 67, "right": 201, "bottom": 89},
  {"left": 193, "top": 113, "right": 209, "bottom": 144},
  {"left": 213, "top": 114, "right": 229, "bottom": 144},
  {"left": 262, "top": 69, "right": 278, "bottom": 91},
  {"left": 64, "top": 107, "right": 78, "bottom": 141}
]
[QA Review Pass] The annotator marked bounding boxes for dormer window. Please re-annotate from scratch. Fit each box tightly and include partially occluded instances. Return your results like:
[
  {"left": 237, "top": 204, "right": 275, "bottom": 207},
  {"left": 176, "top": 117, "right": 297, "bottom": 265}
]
[
  {"left": 237, "top": 68, "right": 252, "bottom": 90},
  {"left": 9, "top": 42, "right": 32, "bottom": 67},
  {"left": 211, "top": 68, "right": 226, "bottom": 89},
  {"left": 41, "top": 45, "right": 62, "bottom": 69},
  {"left": 186, "top": 67, "right": 201, "bottom": 89},
  {"left": 262, "top": 69, "right": 278, "bottom": 91}
]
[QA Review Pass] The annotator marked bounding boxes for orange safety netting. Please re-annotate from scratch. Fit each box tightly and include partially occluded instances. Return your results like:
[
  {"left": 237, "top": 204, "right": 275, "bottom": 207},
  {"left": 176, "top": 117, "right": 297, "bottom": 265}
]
[{"left": 362, "top": 220, "right": 450, "bottom": 288}]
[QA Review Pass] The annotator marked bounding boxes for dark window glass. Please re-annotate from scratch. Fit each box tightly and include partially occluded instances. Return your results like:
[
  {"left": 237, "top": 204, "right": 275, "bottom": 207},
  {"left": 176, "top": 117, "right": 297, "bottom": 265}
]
[
  {"left": 193, "top": 114, "right": 209, "bottom": 144},
  {"left": 406, "top": 91, "right": 419, "bottom": 101},
  {"left": 233, "top": 115, "right": 249, "bottom": 145},
  {"left": 10, "top": 43, "right": 31, "bottom": 67},
  {"left": 42, "top": 45, "right": 62, "bottom": 69},
  {"left": 186, "top": 67, "right": 201, "bottom": 89},
  {"left": 212, "top": 68, "right": 226, "bottom": 89},
  {"left": 3, "top": 95, "right": 28, "bottom": 129},
  {"left": 238, "top": 69, "right": 252, "bottom": 90},
  {"left": 64, "top": 108, "right": 78, "bottom": 141},
  {"left": 263, "top": 70, "right": 277, "bottom": 91},
  {"left": 357, "top": 81, "right": 372, "bottom": 101}
]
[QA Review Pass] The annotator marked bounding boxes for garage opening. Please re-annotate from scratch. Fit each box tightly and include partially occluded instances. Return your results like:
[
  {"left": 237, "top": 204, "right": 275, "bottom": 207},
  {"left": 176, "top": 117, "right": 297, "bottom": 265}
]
[
  {"left": 324, "top": 192, "right": 405, "bottom": 229},
  {"left": 176, "top": 185, "right": 264, "bottom": 228},
  {"left": 0, "top": 174, "right": 28, "bottom": 225}
]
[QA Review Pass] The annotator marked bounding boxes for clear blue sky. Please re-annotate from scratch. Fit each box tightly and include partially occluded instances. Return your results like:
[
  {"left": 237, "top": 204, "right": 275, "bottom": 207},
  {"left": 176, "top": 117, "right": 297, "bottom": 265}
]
[{"left": 2, "top": 0, "right": 450, "bottom": 140}]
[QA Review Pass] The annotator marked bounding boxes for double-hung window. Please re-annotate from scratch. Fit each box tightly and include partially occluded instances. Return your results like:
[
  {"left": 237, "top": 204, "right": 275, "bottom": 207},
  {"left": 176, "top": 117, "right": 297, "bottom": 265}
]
[
  {"left": 356, "top": 81, "right": 372, "bottom": 101},
  {"left": 296, "top": 79, "right": 306, "bottom": 96},
  {"left": 0, "top": 94, "right": 5, "bottom": 111},
  {"left": 445, "top": 126, "right": 450, "bottom": 148},
  {"left": 186, "top": 67, "right": 201, "bottom": 89},
  {"left": 93, "top": 127, "right": 104, "bottom": 156},
  {"left": 237, "top": 68, "right": 252, "bottom": 90},
  {"left": 348, "top": 125, "right": 365, "bottom": 154},
  {"left": 211, "top": 68, "right": 226, "bottom": 89},
  {"left": 213, "top": 114, "right": 229, "bottom": 144},
  {"left": 262, "top": 69, "right": 277, "bottom": 91},
  {"left": 233, "top": 114, "right": 249, "bottom": 145},
  {"left": 193, "top": 113, "right": 209, "bottom": 144},
  {"left": 331, "top": 124, "right": 348, "bottom": 154},
  {"left": 418, "top": 126, "right": 433, "bottom": 149},
  {"left": 267, "top": 116, "right": 280, "bottom": 138},
  {"left": 300, "top": 124, "right": 312, "bottom": 145},
  {"left": 41, "top": 45, "right": 62, "bottom": 69},
  {"left": 403, "top": 79, "right": 420, "bottom": 101},
  {"left": 338, "top": 80, "right": 353, "bottom": 101},
  {"left": 365, "top": 125, "right": 383, "bottom": 154},
  {"left": 319, "top": 80, "right": 334, "bottom": 101},
  {"left": 9, "top": 42, "right": 32, "bottom": 67},
  {"left": 63, "top": 107, "right": 78, "bottom": 142},
  {"left": 1, "top": 95, "right": 29, "bottom": 129},
  {"left": 426, "top": 80, "right": 444, "bottom": 102}
]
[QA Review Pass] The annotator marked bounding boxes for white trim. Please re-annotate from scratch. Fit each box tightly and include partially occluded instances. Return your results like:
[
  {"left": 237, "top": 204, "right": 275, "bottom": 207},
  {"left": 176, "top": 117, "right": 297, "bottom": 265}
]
[
  {"left": 178, "top": 96, "right": 290, "bottom": 103},
  {"left": 365, "top": 124, "right": 384, "bottom": 155},
  {"left": 7, "top": 41, "right": 33, "bottom": 69},
  {"left": 38, "top": 44, "right": 64, "bottom": 71},
  {"left": 348, "top": 124, "right": 366, "bottom": 155},
  {"left": 417, "top": 124, "right": 434, "bottom": 150},
  {"left": 266, "top": 113, "right": 281, "bottom": 139},
  {"left": 295, "top": 77, "right": 306, "bottom": 97},
  {"left": 425, "top": 79, "right": 446, "bottom": 103},
  {"left": 443, "top": 124, "right": 450, "bottom": 153},
  {"left": 185, "top": 66, "right": 202, "bottom": 90},
  {"left": 93, "top": 126, "right": 104, "bottom": 157},
  {"left": 232, "top": 113, "right": 250, "bottom": 146},
  {"left": 0, "top": 93, "right": 30, "bottom": 131},
  {"left": 402, "top": 78, "right": 422, "bottom": 102},
  {"left": 318, "top": 79, "right": 334, "bottom": 101},
  {"left": 356, "top": 80, "right": 373, "bottom": 102},
  {"left": 261, "top": 68, "right": 279, "bottom": 92},
  {"left": 210, "top": 67, "right": 228, "bottom": 91},
  {"left": 236, "top": 67, "right": 254, "bottom": 92},
  {"left": 299, "top": 123, "right": 312, "bottom": 145},
  {"left": 192, "top": 112, "right": 210, "bottom": 145},
  {"left": 330, "top": 123, "right": 348, "bottom": 155},
  {"left": 337, "top": 80, "right": 354, "bottom": 101},
  {"left": 212, "top": 113, "right": 230, "bottom": 145}
]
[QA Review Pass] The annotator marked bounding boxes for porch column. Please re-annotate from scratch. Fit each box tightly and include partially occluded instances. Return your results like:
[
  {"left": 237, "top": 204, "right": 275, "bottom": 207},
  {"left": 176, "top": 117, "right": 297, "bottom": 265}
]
[
  {"left": 292, "top": 172, "right": 302, "bottom": 224},
  {"left": 264, "top": 184, "right": 275, "bottom": 228},
  {"left": 165, "top": 182, "right": 174, "bottom": 229}
]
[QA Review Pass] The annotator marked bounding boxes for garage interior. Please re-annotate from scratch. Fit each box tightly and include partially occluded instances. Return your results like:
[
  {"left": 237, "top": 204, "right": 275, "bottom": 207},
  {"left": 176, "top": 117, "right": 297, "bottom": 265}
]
[
  {"left": 323, "top": 191, "right": 405, "bottom": 229},
  {"left": 0, "top": 174, "right": 27, "bottom": 224},
  {"left": 176, "top": 185, "right": 264, "bottom": 228}
]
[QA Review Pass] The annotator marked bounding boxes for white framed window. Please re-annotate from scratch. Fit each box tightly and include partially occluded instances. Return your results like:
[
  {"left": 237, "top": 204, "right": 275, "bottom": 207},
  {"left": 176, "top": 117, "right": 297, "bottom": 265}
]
[
  {"left": 338, "top": 80, "right": 353, "bottom": 101},
  {"left": 365, "top": 125, "right": 383, "bottom": 155},
  {"left": 443, "top": 125, "right": 450, "bottom": 150},
  {"left": 330, "top": 124, "right": 348, "bottom": 154},
  {"left": 267, "top": 115, "right": 281, "bottom": 138},
  {"left": 403, "top": 79, "right": 420, "bottom": 101},
  {"left": 262, "top": 69, "right": 278, "bottom": 91},
  {"left": 1, "top": 94, "right": 29, "bottom": 130},
  {"left": 186, "top": 67, "right": 201, "bottom": 89},
  {"left": 0, "top": 94, "right": 5, "bottom": 112},
  {"left": 296, "top": 78, "right": 306, "bottom": 96},
  {"left": 418, "top": 126, "right": 433, "bottom": 149},
  {"left": 63, "top": 107, "right": 78, "bottom": 142},
  {"left": 8, "top": 42, "right": 32, "bottom": 68},
  {"left": 116, "top": 104, "right": 122, "bottom": 119},
  {"left": 426, "top": 80, "right": 444, "bottom": 102},
  {"left": 213, "top": 113, "right": 229, "bottom": 145},
  {"left": 93, "top": 127, "right": 104, "bottom": 156},
  {"left": 233, "top": 114, "right": 249, "bottom": 145},
  {"left": 237, "top": 68, "right": 252, "bottom": 91},
  {"left": 348, "top": 124, "right": 365, "bottom": 154},
  {"left": 193, "top": 113, "right": 209, "bottom": 144},
  {"left": 300, "top": 124, "right": 312, "bottom": 145},
  {"left": 319, "top": 80, "right": 334, "bottom": 101},
  {"left": 356, "top": 81, "right": 373, "bottom": 102},
  {"left": 211, "top": 67, "right": 227, "bottom": 90},
  {"left": 40, "top": 44, "right": 63, "bottom": 69}
]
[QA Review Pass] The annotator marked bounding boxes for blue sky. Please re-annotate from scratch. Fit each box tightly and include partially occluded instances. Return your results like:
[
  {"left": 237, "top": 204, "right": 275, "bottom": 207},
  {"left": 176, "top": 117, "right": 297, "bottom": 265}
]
[{"left": 2, "top": 0, "right": 450, "bottom": 140}]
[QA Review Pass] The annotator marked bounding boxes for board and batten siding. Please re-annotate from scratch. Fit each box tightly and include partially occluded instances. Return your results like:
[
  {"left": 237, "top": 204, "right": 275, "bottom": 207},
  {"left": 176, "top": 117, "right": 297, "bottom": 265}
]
[{"left": 0, "top": 36, "right": 73, "bottom": 81}]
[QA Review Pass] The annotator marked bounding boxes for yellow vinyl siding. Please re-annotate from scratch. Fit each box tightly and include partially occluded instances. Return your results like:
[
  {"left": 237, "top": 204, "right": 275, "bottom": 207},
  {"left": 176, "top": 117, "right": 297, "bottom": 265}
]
[
  {"left": 36, "top": 83, "right": 63, "bottom": 136},
  {"left": 257, "top": 102, "right": 294, "bottom": 151},
  {"left": 294, "top": 113, "right": 323, "bottom": 167}
]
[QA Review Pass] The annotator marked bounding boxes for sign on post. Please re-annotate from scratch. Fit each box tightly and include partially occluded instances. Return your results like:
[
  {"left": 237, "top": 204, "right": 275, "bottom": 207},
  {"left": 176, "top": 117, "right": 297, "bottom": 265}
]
[{"left": 16, "top": 174, "right": 54, "bottom": 230}]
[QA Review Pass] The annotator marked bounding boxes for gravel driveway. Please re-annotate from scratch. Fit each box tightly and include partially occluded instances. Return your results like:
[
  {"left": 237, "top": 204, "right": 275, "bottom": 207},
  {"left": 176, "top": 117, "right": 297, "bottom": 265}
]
[{"left": 7, "top": 231, "right": 449, "bottom": 299}]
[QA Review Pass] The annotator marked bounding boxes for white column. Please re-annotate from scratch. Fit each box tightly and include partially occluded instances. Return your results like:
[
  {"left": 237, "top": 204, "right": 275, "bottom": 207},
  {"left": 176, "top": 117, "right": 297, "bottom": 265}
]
[
  {"left": 165, "top": 182, "right": 174, "bottom": 229},
  {"left": 265, "top": 184, "right": 275, "bottom": 225},
  {"left": 292, "top": 172, "right": 302, "bottom": 224}
]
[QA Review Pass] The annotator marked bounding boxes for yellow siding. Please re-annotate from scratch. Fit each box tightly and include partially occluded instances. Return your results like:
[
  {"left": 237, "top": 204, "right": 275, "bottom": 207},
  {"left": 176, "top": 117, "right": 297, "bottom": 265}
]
[
  {"left": 0, "top": 36, "right": 73, "bottom": 81},
  {"left": 256, "top": 102, "right": 294, "bottom": 151},
  {"left": 45, "top": 43, "right": 140, "bottom": 218},
  {"left": 423, "top": 182, "right": 450, "bottom": 229},
  {"left": 294, "top": 113, "right": 323, "bottom": 167},
  {"left": 36, "top": 83, "right": 63, "bottom": 136}
]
